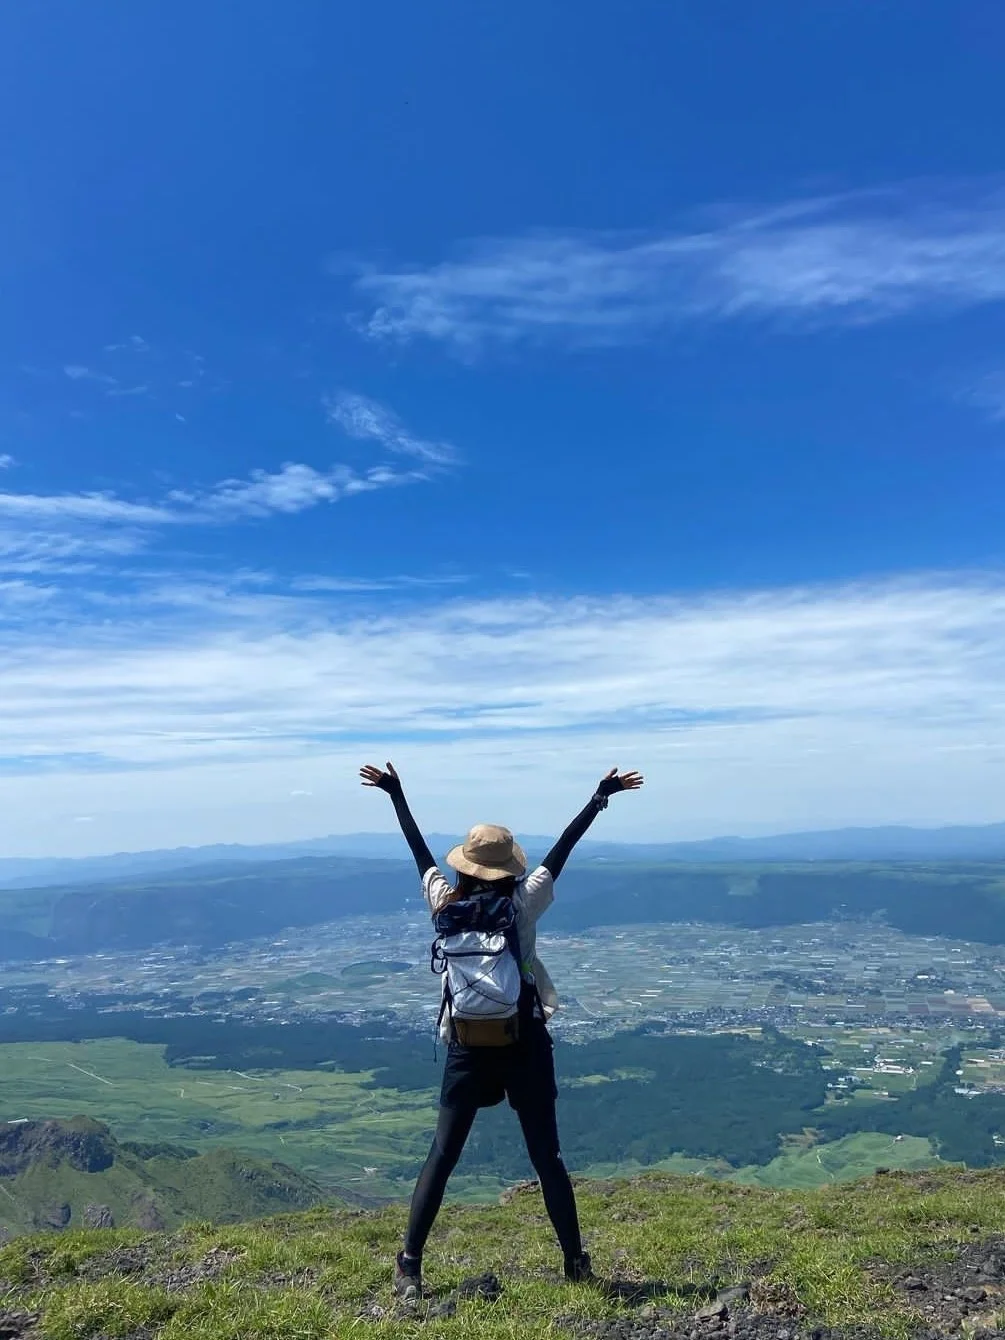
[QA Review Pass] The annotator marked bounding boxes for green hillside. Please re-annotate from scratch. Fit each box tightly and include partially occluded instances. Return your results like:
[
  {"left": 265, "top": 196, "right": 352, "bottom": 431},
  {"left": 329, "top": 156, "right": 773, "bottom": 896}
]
[
  {"left": 3, "top": 1167, "right": 1005, "bottom": 1339},
  {"left": 0, "top": 1118, "right": 326, "bottom": 1241}
]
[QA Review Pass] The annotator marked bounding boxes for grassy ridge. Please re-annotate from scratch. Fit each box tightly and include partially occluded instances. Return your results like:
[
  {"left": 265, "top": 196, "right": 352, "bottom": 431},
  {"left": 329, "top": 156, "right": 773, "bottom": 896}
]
[
  {"left": 4, "top": 1167, "right": 1005, "bottom": 1338},
  {"left": 0, "top": 1144, "right": 323, "bottom": 1239}
]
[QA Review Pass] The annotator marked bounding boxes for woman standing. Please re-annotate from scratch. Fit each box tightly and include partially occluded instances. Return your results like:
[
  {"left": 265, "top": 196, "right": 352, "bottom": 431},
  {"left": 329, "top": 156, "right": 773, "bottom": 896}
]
[{"left": 359, "top": 761, "right": 644, "bottom": 1300}]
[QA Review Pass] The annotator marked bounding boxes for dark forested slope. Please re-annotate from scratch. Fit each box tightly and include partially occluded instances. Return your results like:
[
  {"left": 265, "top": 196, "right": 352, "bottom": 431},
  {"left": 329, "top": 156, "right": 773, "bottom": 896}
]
[{"left": 3, "top": 858, "right": 1005, "bottom": 959}]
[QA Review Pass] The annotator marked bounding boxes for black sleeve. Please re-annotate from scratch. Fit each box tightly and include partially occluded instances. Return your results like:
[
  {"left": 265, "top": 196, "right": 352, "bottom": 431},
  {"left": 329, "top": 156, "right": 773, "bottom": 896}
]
[
  {"left": 388, "top": 789, "right": 437, "bottom": 877},
  {"left": 541, "top": 794, "right": 605, "bottom": 881}
]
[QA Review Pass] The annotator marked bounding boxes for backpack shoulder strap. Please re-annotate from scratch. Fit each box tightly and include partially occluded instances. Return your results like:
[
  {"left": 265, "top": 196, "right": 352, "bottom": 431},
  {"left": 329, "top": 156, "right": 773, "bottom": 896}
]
[
  {"left": 502, "top": 919, "right": 525, "bottom": 978},
  {"left": 435, "top": 978, "right": 454, "bottom": 1035},
  {"left": 501, "top": 908, "right": 547, "bottom": 1021}
]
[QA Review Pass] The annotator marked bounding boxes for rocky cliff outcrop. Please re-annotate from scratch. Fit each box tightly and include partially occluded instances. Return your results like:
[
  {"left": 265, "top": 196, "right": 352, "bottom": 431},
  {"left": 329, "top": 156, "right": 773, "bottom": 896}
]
[{"left": 0, "top": 1117, "right": 115, "bottom": 1176}]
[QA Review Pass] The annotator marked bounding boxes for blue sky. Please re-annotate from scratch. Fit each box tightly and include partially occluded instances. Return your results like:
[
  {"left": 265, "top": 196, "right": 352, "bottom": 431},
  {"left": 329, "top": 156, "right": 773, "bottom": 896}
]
[{"left": 1, "top": 1, "right": 1004, "bottom": 855}]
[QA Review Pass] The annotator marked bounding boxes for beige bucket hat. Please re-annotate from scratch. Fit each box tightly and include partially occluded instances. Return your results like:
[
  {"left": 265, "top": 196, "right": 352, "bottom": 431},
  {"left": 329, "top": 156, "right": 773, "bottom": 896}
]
[{"left": 445, "top": 823, "right": 527, "bottom": 880}]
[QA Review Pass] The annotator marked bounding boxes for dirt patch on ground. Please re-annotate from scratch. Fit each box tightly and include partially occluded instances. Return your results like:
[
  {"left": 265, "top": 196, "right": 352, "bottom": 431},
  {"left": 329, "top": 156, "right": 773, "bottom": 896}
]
[
  {"left": 72, "top": 1241, "right": 327, "bottom": 1297},
  {"left": 562, "top": 1317, "right": 870, "bottom": 1340},
  {"left": 144, "top": 1245, "right": 243, "bottom": 1293},
  {"left": 868, "top": 1234, "right": 1005, "bottom": 1337},
  {"left": 244, "top": 1265, "right": 322, "bottom": 1292},
  {"left": 560, "top": 1236, "right": 1005, "bottom": 1340},
  {"left": 557, "top": 1277, "right": 856, "bottom": 1340},
  {"left": 358, "top": 1271, "right": 503, "bottom": 1324},
  {"left": 74, "top": 1240, "right": 163, "bottom": 1283},
  {"left": 0, "top": 1310, "right": 41, "bottom": 1340},
  {"left": 557, "top": 1277, "right": 874, "bottom": 1340},
  {"left": 73, "top": 1241, "right": 243, "bottom": 1293}
]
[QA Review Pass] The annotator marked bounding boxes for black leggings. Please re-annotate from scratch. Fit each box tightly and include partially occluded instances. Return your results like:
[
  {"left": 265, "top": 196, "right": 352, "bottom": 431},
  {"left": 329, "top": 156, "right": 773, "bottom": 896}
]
[{"left": 403, "top": 1098, "right": 583, "bottom": 1260}]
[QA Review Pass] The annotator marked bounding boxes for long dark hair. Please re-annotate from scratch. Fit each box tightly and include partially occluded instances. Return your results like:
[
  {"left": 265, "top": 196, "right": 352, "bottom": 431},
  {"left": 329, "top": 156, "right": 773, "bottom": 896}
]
[{"left": 451, "top": 871, "right": 517, "bottom": 901}]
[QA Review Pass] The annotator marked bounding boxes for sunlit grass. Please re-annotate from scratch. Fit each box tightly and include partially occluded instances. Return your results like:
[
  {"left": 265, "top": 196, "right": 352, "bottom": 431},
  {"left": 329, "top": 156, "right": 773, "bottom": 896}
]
[{"left": 6, "top": 1166, "right": 1005, "bottom": 1338}]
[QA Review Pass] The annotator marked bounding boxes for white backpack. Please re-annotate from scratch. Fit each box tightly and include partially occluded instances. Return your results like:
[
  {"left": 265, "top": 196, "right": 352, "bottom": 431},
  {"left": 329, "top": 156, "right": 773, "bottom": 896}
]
[{"left": 430, "top": 891, "right": 524, "bottom": 1028}]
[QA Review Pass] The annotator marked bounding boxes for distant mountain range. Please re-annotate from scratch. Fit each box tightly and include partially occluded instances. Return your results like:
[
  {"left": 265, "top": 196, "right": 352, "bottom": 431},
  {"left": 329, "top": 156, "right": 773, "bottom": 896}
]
[
  {"left": 2, "top": 821, "right": 1005, "bottom": 890},
  {"left": 589, "top": 820, "right": 1005, "bottom": 863},
  {"left": 5, "top": 845, "right": 1005, "bottom": 963}
]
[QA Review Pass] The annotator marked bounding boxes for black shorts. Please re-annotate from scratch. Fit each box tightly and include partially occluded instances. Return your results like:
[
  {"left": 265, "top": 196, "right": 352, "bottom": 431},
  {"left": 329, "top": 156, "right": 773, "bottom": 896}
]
[{"left": 440, "top": 1019, "right": 559, "bottom": 1112}]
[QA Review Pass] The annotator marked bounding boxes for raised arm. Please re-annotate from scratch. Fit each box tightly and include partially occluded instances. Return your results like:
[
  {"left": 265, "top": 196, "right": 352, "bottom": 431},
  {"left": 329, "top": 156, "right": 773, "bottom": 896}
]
[
  {"left": 541, "top": 767, "right": 644, "bottom": 880},
  {"left": 359, "top": 762, "right": 436, "bottom": 877}
]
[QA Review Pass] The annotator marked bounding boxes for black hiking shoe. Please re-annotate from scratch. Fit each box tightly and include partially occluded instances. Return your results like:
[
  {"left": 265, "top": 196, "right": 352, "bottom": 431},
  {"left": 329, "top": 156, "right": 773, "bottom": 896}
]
[
  {"left": 394, "top": 1250, "right": 422, "bottom": 1301},
  {"left": 564, "top": 1251, "right": 595, "bottom": 1284}
]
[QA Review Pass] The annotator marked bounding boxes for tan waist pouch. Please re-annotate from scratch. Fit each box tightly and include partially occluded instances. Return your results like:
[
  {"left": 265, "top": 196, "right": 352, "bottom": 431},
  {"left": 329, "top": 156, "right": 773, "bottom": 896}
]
[{"left": 453, "top": 1016, "right": 519, "bottom": 1047}]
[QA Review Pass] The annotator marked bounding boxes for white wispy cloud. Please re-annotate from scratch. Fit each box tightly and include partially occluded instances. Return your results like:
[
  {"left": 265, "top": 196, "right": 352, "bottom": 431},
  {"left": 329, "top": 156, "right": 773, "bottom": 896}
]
[
  {"left": 291, "top": 573, "right": 467, "bottom": 593},
  {"left": 0, "top": 490, "right": 178, "bottom": 525},
  {"left": 962, "top": 371, "right": 1005, "bottom": 423},
  {"left": 178, "top": 461, "right": 419, "bottom": 518},
  {"left": 59, "top": 339, "right": 209, "bottom": 420},
  {"left": 7, "top": 392, "right": 440, "bottom": 535},
  {"left": 64, "top": 365, "right": 118, "bottom": 386},
  {"left": 0, "top": 455, "right": 14, "bottom": 470},
  {"left": 0, "top": 528, "right": 145, "bottom": 576},
  {"left": 103, "top": 335, "right": 149, "bottom": 353},
  {"left": 325, "top": 391, "right": 456, "bottom": 465},
  {"left": 351, "top": 187, "right": 1005, "bottom": 350},
  {"left": 0, "top": 459, "right": 421, "bottom": 529},
  {"left": 0, "top": 396, "right": 449, "bottom": 616},
  {"left": 0, "top": 573, "right": 1003, "bottom": 852},
  {"left": 0, "top": 578, "right": 59, "bottom": 608}
]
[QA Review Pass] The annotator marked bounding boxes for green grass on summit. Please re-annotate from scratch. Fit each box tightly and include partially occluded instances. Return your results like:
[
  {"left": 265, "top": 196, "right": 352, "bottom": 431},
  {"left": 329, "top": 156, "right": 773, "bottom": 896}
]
[{"left": 5, "top": 1167, "right": 1005, "bottom": 1339}]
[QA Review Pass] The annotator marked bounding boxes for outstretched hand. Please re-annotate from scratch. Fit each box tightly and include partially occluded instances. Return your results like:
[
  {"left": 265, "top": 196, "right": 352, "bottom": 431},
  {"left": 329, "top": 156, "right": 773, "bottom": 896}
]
[
  {"left": 359, "top": 762, "right": 403, "bottom": 795},
  {"left": 596, "top": 767, "right": 644, "bottom": 798}
]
